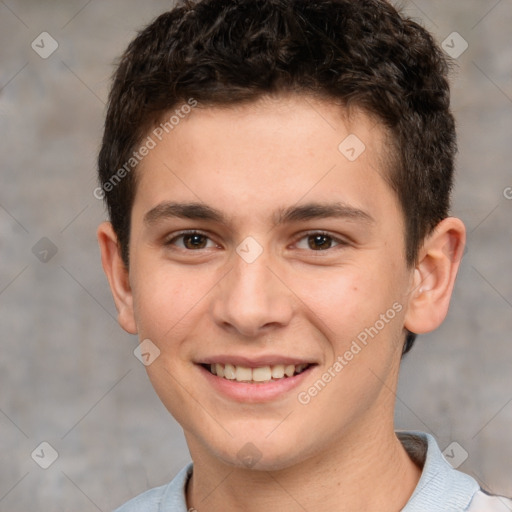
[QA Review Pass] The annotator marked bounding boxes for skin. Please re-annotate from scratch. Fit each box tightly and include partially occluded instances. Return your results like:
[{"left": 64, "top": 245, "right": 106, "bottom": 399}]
[{"left": 98, "top": 94, "right": 466, "bottom": 512}]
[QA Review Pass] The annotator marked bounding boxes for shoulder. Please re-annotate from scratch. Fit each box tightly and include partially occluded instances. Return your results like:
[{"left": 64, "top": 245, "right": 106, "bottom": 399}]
[
  {"left": 397, "top": 431, "right": 512, "bottom": 512},
  {"left": 467, "top": 490, "right": 512, "bottom": 511},
  {"left": 113, "top": 483, "right": 169, "bottom": 512},
  {"left": 112, "top": 463, "right": 193, "bottom": 512}
]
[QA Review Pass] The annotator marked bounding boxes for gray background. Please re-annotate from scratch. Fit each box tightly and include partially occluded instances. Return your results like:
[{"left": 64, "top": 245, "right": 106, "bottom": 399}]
[{"left": 0, "top": 1, "right": 511, "bottom": 510}]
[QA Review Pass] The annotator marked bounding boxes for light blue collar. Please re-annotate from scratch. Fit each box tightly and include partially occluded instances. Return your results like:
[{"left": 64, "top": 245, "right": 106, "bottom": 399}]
[{"left": 400, "top": 431, "right": 479, "bottom": 511}]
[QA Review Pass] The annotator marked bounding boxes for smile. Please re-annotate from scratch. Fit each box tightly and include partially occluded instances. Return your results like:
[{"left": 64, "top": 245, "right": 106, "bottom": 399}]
[{"left": 202, "top": 363, "right": 312, "bottom": 383}]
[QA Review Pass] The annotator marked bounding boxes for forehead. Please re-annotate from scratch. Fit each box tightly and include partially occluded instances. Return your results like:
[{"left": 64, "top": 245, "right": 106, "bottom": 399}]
[{"left": 133, "top": 94, "right": 399, "bottom": 227}]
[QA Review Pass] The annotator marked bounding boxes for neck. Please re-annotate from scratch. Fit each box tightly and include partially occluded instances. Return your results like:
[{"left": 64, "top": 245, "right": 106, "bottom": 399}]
[{"left": 186, "top": 424, "right": 422, "bottom": 512}]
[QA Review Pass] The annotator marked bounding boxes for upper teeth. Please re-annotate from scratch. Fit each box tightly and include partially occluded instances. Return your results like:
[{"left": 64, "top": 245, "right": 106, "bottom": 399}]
[{"left": 209, "top": 363, "right": 309, "bottom": 382}]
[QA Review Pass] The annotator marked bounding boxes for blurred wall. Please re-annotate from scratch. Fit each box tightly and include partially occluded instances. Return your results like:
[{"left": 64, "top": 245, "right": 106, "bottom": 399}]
[{"left": 0, "top": 1, "right": 511, "bottom": 510}]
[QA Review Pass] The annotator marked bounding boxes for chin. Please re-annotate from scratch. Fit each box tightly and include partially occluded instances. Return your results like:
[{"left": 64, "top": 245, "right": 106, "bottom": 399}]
[{"left": 204, "top": 432, "right": 316, "bottom": 473}]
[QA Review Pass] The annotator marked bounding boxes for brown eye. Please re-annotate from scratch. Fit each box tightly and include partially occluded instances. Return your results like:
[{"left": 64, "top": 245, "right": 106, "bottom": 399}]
[
  {"left": 295, "top": 232, "right": 347, "bottom": 251},
  {"left": 308, "top": 234, "right": 333, "bottom": 250},
  {"left": 182, "top": 233, "right": 208, "bottom": 249},
  {"left": 166, "top": 231, "right": 216, "bottom": 250}
]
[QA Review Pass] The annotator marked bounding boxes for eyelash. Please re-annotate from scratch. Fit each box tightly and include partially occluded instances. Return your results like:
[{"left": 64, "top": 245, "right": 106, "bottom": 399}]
[{"left": 164, "top": 230, "right": 349, "bottom": 253}]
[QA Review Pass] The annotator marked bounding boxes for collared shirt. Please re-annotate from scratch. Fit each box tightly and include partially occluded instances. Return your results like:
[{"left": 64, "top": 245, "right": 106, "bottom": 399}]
[{"left": 113, "top": 431, "right": 512, "bottom": 511}]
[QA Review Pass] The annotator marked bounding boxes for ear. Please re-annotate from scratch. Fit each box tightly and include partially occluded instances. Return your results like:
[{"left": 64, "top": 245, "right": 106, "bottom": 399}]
[
  {"left": 404, "top": 217, "right": 466, "bottom": 334},
  {"left": 97, "top": 222, "right": 138, "bottom": 334}
]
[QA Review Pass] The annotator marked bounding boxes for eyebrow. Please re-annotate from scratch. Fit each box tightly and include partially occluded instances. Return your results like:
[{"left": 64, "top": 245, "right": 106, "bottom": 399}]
[{"left": 143, "top": 201, "right": 374, "bottom": 227}]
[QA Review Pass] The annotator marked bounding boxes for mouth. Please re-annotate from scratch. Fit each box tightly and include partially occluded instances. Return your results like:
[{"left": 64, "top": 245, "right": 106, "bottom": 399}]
[{"left": 200, "top": 362, "right": 315, "bottom": 384}]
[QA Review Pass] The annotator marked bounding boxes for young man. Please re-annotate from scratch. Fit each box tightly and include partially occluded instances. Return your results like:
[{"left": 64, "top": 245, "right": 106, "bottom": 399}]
[{"left": 96, "top": 0, "right": 511, "bottom": 510}]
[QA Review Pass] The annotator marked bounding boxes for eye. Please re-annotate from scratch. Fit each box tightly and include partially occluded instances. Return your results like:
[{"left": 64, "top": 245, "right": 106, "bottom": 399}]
[
  {"left": 165, "top": 230, "right": 218, "bottom": 250},
  {"left": 295, "top": 231, "right": 347, "bottom": 251},
  {"left": 164, "top": 230, "right": 348, "bottom": 252}
]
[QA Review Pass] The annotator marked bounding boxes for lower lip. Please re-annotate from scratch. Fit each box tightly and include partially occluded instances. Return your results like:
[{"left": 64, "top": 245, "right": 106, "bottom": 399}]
[{"left": 197, "top": 364, "right": 315, "bottom": 403}]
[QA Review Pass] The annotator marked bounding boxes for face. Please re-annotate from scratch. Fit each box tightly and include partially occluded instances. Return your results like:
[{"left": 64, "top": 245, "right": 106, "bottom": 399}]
[{"left": 122, "top": 95, "right": 415, "bottom": 470}]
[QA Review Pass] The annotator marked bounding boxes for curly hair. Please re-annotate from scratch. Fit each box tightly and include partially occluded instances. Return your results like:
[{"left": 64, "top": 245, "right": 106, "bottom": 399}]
[{"left": 97, "top": 0, "right": 457, "bottom": 355}]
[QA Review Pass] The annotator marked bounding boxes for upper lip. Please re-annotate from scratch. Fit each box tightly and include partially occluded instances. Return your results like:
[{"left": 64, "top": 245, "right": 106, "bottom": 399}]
[{"left": 197, "top": 355, "right": 317, "bottom": 367}]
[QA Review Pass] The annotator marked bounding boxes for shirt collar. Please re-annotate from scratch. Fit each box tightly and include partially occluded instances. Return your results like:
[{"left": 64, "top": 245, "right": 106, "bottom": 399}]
[{"left": 398, "top": 431, "right": 479, "bottom": 511}]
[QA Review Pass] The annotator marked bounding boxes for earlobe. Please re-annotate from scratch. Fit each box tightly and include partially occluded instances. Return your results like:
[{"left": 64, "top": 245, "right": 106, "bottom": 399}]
[
  {"left": 404, "top": 217, "right": 466, "bottom": 335},
  {"left": 97, "top": 222, "right": 138, "bottom": 334}
]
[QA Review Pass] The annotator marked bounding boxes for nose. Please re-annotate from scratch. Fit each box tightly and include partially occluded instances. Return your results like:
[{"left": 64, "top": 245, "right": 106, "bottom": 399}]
[{"left": 210, "top": 247, "right": 294, "bottom": 338}]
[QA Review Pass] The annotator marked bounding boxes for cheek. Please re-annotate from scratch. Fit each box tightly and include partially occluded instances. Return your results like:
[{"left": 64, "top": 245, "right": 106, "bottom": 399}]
[
  {"left": 293, "top": 266, "right": 390, "bottom": 334},
  {"left": 291, "top": 260, "right": 407, "bottom": 369},
  {"left": 130, "top": 262, "right": 211, "bottom": 344}
]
